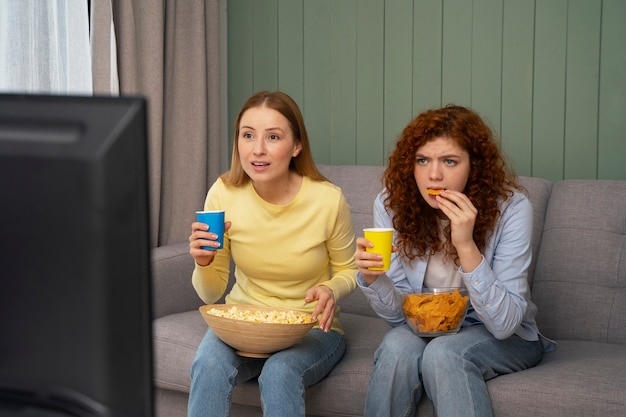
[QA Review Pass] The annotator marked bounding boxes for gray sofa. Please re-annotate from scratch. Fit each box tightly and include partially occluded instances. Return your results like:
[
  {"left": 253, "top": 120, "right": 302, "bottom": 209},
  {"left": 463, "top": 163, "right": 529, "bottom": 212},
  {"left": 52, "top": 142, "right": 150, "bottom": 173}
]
[{"left": 152, "top": 165, "right": 626, "bottom": 417}]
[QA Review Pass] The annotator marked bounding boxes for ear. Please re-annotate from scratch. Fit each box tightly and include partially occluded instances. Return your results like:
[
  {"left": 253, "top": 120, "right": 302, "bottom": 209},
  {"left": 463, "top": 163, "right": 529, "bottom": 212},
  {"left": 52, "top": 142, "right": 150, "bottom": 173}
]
[{"left": 293, "top": 143, "right": 302, "bottom": 157}]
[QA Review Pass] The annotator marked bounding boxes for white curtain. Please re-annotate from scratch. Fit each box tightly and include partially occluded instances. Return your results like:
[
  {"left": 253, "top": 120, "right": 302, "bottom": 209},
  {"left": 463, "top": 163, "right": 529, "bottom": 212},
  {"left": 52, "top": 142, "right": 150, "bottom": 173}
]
[
  {"left": 0, "top": 0, "right": 92, "bottom": 95},
  {"left": 0, "top": 0, "right": 226, "bottom": 247}
]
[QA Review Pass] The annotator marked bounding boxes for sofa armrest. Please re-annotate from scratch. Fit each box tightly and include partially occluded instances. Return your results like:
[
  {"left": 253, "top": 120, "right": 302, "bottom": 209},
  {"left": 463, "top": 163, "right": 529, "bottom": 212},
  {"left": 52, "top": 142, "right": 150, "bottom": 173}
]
[{"left": 151, "top": 241, "right": 204, "bottom": 319}]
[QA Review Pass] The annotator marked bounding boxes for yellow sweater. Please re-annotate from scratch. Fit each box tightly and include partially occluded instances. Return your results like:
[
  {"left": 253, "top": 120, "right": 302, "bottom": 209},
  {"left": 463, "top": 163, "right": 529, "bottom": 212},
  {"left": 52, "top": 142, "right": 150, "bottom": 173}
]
[{"left": 192, "top": 175, "right": 357, "bottom": 333}]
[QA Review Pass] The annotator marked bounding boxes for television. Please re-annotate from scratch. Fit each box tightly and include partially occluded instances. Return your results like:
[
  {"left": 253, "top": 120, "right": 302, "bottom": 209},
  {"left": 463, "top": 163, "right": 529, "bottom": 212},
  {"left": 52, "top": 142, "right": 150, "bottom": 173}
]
[{"left": 0, "top": 94, "right": 154, "bottom": 417}]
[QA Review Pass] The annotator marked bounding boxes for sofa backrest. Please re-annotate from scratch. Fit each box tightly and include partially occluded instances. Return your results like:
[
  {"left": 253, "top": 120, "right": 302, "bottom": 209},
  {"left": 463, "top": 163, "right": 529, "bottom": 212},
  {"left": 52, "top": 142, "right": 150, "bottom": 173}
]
[
  {"left": 151, "top": 241, "right": 203, "bottom": 318},
  {"left": 318, "top": 165, "right": 386, "bottom": 238},
  {"left": 516, "top": 176, "right": 553, "bottom": 286},
  {"left": 318, "top": 165, "right": 386, "bottom": 317},
  {"left": 532, "top": 180, "right": 626, "bottom": 344}
]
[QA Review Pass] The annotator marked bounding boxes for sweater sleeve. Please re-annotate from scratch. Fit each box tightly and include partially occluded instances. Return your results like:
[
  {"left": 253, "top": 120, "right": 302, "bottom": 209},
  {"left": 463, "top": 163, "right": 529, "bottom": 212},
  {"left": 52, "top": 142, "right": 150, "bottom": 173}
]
[{"left": 318, "top": 191, "right": 357, "bottom": 301}]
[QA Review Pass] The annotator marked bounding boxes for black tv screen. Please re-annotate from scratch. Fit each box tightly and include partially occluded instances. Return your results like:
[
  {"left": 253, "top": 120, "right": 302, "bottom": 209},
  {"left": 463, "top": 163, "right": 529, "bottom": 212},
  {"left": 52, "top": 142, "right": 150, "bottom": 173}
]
[{"left": 0, "top": 94, "right": 154, "bottom": 417}]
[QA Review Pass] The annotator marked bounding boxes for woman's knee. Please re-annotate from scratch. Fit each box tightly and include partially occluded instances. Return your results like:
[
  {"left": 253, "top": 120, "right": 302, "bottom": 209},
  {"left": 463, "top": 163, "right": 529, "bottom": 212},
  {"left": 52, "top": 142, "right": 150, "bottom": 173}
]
[
  {"left": 375, "top": 326, "right": 424, "bottom": 366},
  {"left": 421, "top": 335, "right": 466, "bottom": 375},
  {"left": 258, "top": 358, "right": 305, "bottom": 401},
  {"left": 191, "top": 331, "right": 238, "bottom": 378}
]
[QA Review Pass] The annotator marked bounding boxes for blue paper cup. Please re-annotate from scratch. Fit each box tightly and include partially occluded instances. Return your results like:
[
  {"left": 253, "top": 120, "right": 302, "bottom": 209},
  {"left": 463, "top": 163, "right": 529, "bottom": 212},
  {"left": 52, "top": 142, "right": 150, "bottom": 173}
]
[{"left": 196, "top": 210, "right": 225, "bottom": 250}]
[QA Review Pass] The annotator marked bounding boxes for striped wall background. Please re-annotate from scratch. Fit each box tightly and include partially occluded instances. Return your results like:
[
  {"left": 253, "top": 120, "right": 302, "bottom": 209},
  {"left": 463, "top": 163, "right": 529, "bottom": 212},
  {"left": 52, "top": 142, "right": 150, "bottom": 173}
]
[{"left": 227, "top": 0, "right": 626, "bottom": 181}]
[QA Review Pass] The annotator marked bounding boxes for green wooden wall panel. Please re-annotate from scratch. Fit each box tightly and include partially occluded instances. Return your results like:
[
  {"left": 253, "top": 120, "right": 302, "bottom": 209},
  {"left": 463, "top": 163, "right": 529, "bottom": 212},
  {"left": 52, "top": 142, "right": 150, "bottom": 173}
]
[
  {"left": 413, "top": 0, "right": 442, "bottom": 113},
  {"left": 564, "top": 0, "right": 601, "bottom": 180},
  {"left": 383, "top": 0, "right": 414, "bottom": 161},
  {"left": 471, "top": 0, "right": 503, "bottom": 138},
  {"left": 303, "top": 0, "right": 331, "bottom": 163},
  {"left": 227, "top": 0, "right": 626, "bottom": 180},
  {"left": 441, "top": 0, "right": 472, "bottom": 107},
  {"left": 356, "top": 0, "right": 385, "bottom": 165},
  {"left": 227, "top": 0, "right": 254, "bottom": 143},
  {"left": 278, "top": 0, "right": 304, "bottom": 105},
  {"left": 532, "top": 0, "right": 567, "bottom": 182},
  {"left": 598, "top": 0, "right": 626, "bottom": 180},
  {"left": 252, "top": 0, "right": 279, "bottom": 90},
  {"left": 500, "top": 0, "right": 534, "bottom": 176},
  {"left": 329, "top": 0, "right": 357, "bottom": 165}
]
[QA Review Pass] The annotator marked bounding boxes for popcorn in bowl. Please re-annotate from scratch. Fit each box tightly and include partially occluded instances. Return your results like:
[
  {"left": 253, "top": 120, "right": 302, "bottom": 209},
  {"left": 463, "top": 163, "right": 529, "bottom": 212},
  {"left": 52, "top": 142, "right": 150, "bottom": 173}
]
[
  {"left": 200, "top": 304, "right": 316, "bottom": 357},
  {"left": 206, "top": 305, "right": 314, "bottom": 324}
]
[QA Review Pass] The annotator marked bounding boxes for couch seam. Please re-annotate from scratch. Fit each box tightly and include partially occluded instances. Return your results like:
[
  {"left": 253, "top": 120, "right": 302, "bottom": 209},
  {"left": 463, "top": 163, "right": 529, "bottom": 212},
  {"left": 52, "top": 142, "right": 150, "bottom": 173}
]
[
  {"left": 498, "top": 387, "right": 626, "bottom": 407},
  {"left": 153, "top": 335, "right": 199, "bottom": 350}
]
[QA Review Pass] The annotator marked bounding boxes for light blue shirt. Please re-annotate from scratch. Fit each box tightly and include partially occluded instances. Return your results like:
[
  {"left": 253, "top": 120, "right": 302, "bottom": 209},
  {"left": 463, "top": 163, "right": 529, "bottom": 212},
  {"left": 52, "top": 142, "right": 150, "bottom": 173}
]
[{"left": 357, "top": 189, "right": 556, "bottom": 351}]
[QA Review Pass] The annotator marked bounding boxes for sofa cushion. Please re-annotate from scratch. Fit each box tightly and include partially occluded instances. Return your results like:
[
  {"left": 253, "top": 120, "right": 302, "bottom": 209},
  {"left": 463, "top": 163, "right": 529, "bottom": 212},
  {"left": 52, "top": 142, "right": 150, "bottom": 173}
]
[
  {"left": 533, "top": 180, "right": 626, "bottom": 343},
  {"left": 153, "top": 310, "right": 204, "bottom": 392},
  {"left": 488, "top": 340, "right": 626, "bottom": 416}
]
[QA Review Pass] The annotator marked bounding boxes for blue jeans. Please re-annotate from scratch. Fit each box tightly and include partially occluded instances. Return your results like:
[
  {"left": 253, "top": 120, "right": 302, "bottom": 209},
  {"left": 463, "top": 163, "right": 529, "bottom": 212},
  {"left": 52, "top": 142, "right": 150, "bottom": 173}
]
[
  {"left": 364, "top": 324, "right": 543, "bottom": 417},
  {"left": 188, "top": 328, "right": 346, "bottom": 417}
]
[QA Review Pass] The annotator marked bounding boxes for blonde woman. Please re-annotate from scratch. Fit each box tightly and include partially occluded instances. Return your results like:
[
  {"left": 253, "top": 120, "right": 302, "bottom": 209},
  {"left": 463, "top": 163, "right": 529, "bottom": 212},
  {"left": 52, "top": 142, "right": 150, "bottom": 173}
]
[{"left": 188, "top": 91, "right": 357, "bottom": 417}]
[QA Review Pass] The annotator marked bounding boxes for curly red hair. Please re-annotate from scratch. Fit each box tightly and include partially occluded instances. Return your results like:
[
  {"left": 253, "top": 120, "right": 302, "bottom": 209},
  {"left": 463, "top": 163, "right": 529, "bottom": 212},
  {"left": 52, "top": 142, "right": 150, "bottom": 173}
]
[{"left": 384, "top": 104, "right": 521, "bottom": 264}]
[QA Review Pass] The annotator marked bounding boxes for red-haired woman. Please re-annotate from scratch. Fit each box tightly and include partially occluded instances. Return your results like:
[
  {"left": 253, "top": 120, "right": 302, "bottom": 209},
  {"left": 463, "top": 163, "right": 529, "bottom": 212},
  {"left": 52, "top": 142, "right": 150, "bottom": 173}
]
[{"left": 354, "top": 105, "right": 555, "bottom": 417}]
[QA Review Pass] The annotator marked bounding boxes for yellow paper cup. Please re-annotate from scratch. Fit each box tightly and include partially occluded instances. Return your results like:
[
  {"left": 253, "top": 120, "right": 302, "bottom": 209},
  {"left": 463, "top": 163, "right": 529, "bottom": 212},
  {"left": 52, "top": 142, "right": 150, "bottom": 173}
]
[{"left": 363, "top": 228, "right": 393, "bottom": 271}]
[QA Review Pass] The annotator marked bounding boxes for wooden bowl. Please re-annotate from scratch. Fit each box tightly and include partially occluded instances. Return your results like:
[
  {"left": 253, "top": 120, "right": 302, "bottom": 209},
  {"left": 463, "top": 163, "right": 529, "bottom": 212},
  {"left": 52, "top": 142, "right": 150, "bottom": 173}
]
[{"left": 199, "top": 304, "right": 316, "bottom": 358}]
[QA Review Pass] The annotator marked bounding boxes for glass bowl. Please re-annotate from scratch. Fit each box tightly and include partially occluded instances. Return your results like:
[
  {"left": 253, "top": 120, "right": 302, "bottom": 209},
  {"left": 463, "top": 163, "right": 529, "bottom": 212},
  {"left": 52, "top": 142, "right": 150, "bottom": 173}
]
[{"left": 402, "top": 287, "right": 469, "bottom": 337}]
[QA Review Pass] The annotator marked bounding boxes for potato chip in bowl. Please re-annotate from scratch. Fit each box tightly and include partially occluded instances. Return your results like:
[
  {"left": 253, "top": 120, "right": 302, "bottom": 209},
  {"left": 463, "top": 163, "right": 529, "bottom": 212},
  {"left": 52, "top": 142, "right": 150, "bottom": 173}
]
[{"left": 402, "top": 287, "right": 469, "bottom": 337}]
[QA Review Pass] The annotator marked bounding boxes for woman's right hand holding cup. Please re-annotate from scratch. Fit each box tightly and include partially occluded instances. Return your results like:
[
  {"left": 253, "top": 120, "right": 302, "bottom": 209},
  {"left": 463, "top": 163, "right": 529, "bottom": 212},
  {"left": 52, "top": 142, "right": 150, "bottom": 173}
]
[
  {"left": 189, "top": 221, "right": 231, "bottom": 266},
  {"left": 354, "top": 235, "right": 389, "bottom": 286}
]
